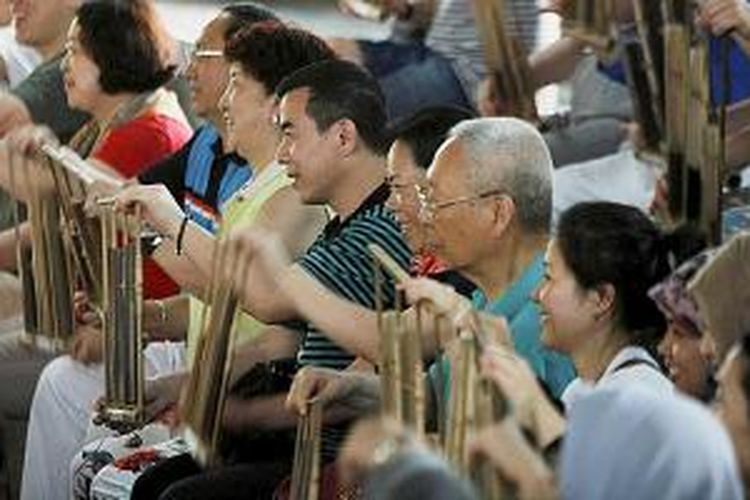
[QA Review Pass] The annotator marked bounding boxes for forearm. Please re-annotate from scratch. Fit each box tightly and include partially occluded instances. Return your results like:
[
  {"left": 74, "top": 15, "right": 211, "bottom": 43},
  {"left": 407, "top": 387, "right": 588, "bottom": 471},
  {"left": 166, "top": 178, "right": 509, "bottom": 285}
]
[
  {"left": 528, "top": 36, "right": 585, "bottom": 89},
  {"left": 151, "top": 238, "right": 211, "bottom": 298},
  {"left": 237, "top": 259, "right": 298, "bottom": 324},
  {"left": 530, "top": 397, "right": 566, "bottom": 450},
  {"left": 230, "top": 325, "right": 301, "bottom": 384},
  {"left": 280, "top": 265, "right": 381, "bottom": 363},
  {"left": 0, "top": 222, "right": 29, "bottom": 271},
  {"left": 726, "top": 98, "right": 750, "bottom": 135},
  {"left": 725, "top": 125, "right": 750, "bottom": 172},
  {"left": 0, "top": 142, "right": 54, "bottom": 203},
  {"left": 143, "top": 294, "right": 189, "bottom": 341}
]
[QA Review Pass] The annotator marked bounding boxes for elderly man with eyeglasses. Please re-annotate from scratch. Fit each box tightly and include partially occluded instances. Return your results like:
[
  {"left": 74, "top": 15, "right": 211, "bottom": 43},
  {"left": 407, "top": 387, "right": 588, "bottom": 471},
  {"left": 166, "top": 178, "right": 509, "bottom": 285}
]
[{"left": 229, "top": 117, "right": 575, "bottom": 402}]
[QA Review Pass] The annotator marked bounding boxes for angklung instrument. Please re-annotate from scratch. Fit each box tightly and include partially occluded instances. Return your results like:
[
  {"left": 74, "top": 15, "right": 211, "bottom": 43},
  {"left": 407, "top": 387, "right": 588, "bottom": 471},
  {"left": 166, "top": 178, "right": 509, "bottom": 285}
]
[
  {"left": 96, "top": 201, "right": 146, "bottom": 433},
  {"left": 180, "top": 239, "right": 239, "bottom": 467},
  {"left": 473, "top": 0, "right": 538, "bottom": 122}
]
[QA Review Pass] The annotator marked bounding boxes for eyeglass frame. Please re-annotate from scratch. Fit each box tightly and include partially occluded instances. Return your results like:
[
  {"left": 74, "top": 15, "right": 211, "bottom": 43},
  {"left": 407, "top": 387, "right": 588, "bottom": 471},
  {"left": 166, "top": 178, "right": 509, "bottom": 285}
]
[{"left": 416, "top": 184, "right": 508, "bottom": 222}]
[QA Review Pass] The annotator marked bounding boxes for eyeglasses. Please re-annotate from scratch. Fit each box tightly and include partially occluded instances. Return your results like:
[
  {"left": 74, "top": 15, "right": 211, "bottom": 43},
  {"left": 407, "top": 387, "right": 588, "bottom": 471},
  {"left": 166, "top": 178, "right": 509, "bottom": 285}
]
[
  {"left": 386, "top": 175, "right": 418, "bottom": 206},
  {"left": 190, "top": 48, "right": 224, "bottom": 60},
  {"left": 416, "top": 185, "right": 506, "bottom": 223}
]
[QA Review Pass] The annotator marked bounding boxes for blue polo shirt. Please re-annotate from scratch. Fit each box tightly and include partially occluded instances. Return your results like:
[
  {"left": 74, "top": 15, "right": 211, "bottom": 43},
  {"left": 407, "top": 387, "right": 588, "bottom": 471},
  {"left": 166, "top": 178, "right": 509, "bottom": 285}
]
[{"left": 472, "top": 254, "right": 576, "bottom": 398}]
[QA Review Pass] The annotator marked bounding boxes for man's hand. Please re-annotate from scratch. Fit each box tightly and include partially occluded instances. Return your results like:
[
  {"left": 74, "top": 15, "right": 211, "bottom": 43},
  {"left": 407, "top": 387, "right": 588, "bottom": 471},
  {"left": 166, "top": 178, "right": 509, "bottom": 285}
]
[
  {"left": 338, "top": 417, "right": 416, "bottom": 485},
  {"left": 69, "top": 323, "right": 103, "bottom": 365},
  {"left": 698, "top": 0, "right": 750, "bottom": 39},
  {"left": 468, "top": 418, "right": 558, "bottom": 500},
  {"left": 223, "top": 226, "right": 291, "bottom": 302},
  {"left": 113, "top": 184, "right": 184, "bottom": 239},
  {"left": 144, "top": 372, "right": 187, "bottom": 422},
  {"left": 0, "top": 93, "right": 31, "bottom": 138}
]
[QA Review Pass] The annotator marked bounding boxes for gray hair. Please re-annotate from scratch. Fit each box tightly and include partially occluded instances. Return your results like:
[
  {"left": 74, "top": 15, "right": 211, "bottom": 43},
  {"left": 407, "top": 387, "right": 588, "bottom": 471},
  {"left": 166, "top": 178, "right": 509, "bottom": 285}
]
[{"left": 448, "top": 117, "right": 553, "bottom": 233}]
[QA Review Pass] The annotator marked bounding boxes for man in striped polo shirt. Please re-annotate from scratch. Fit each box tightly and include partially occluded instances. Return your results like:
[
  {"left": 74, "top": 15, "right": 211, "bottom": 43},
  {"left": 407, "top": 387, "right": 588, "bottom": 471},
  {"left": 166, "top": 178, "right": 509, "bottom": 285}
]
[{"left": 227, "top": 59, "right": 412, "bottom": 375}]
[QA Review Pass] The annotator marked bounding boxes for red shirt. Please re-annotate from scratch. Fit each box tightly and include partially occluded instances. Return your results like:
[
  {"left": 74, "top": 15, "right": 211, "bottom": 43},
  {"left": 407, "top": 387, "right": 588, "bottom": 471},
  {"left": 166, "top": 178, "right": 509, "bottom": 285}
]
[{"left": 92, "top": 112, "right": 192, "bottom": 299}]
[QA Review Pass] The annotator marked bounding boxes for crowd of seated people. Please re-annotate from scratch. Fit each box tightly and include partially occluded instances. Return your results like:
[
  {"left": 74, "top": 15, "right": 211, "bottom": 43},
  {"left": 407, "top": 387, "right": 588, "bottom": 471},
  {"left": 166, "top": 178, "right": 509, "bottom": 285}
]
[{"left": 0, "top": 0, "right": 749, "bottom": 499}]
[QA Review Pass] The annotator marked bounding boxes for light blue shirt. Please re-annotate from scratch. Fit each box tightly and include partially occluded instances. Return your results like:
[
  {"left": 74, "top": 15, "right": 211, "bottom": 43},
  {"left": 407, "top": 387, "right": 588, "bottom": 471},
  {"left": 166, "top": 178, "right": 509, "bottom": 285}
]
[{"left": 472, "top": 254, "right": 575, "bottom": 398}]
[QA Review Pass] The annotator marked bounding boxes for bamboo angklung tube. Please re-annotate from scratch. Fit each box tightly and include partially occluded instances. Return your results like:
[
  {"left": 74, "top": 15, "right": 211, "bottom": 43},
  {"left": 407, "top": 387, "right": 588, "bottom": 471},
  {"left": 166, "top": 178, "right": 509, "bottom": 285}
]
[
  {"left": 181, "top": 239, "right": 239, "bottom": 467},
  {"left": 371, "top": 244, "right": 426, "bottom": 435},
  {"left": 97, "top": 203, "right": 145, "bottom": 433},
  {"left": 662, "top": 0, "right": 691, "bottom": 222},
  {"left": 472, "top": 378, "right": 511, "bottom": 499},
  {"left": 564, "top": 0, "right": 616, "bottom": 55},
  {"left": 472, "top": 0, "right": 538, "bottom": 122},
  {"left": 40, "top": 143, "right": 106, "bottom": 305},
  {"left": 13, "top": 152, "right": 75, "bottom": 349},
  {"left": 624, "top": 0, "right": 667, "bottom": 159},
  {"left": 685, "top": 32, "right": 725, "bottom": 243},
  {"left": 289, "top": 398, "right": 323, "bottom": 500},
  {"left": 444, "top": 330, "right": 476, "bottom": 474}
]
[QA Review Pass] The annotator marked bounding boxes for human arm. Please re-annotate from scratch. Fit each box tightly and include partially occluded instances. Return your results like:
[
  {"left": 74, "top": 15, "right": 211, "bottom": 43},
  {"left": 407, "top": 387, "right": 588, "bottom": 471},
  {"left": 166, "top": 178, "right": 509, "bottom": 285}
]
[
  {"left": 698, "top": 0, "right": 750, "bottom": 55},
  {"left": 142, "top": 294, "right": 189, "bottom": 342},
  {"left": 480, "top": 347, "right": 565, "bottom": 449},
  {"left": 478, "top": 36, "right": 585, "bottom": 117},
  {"left": 285, "top": 365, "right": 382, "bottom": 423},
  {"left": 468, "top": 418, "right": 559, "bottom": 500}
]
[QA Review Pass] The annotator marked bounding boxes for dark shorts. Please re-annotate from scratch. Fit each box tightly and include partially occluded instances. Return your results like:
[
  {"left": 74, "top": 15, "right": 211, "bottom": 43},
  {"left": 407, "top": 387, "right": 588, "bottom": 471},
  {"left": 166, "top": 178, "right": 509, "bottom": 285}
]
[{"left": 357, "top": 40, "right": 474, "bottom": 123}]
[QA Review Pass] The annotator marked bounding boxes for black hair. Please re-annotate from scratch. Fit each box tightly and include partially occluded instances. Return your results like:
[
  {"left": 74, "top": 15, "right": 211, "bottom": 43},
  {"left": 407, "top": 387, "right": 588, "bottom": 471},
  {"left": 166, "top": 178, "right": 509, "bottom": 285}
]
[
  {"left": 76, "top": 0, "right": 174, "bottom": 94},
  {"left": 557, "top": 202, "right": 705, "bottom": 350},
  {"left": 220, "top": 2, "right": 279, "bottom": 42},
  {"left": 224, "top": 22, "right": 335, "bottom": 96},
  {"left": 275, "top": 59, "right": 389, "bottom": 155},
  {"left": 388, "top": 106, "right": 475, "bottom": 169}
]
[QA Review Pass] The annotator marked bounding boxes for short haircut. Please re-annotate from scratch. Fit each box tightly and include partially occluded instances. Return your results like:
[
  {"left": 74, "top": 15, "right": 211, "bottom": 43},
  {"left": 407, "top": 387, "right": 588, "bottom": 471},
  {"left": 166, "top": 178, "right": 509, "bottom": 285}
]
[
  {"left": 224, "top": 22, "right": 335, "bottom": 96},
  {"left": 76, "top": 0, "right": 174, "bottom": 94},
  {"left": 275, "top": 59, "right": 389, "bottom": 156},
  {"left": 389, "top": 106, "right": 475, "bottom": 170},
  {"left": 220, "top": 3, "right": 279, "bottom": 42},
  {"left": 449, "top": 117, "right": 553, "bottom": 234}
]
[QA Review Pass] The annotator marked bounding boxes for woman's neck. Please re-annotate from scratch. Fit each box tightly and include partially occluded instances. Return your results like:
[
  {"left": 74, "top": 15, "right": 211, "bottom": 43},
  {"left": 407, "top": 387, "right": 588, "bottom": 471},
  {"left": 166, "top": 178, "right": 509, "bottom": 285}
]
[
  {"left": 572, "top": 327, "right": 630, "bottom": 382},
  {"left": 243, "top": 126, "right": 278, "bottom": 173},
  {"left": 91, "top": 92, "right": 139, "bottom": 125}
]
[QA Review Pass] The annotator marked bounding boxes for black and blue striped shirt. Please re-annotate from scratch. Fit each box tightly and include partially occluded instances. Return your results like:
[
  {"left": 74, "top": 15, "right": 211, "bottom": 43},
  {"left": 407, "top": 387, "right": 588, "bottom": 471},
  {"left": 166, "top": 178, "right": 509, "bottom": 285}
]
[{"left": 296, "top": 183, "right": 412, "bottom": 370}]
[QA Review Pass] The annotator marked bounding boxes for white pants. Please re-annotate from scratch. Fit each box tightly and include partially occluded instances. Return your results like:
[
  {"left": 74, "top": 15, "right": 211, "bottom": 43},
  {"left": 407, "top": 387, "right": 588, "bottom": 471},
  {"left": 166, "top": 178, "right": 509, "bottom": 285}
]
[
  {"left": 20, "top": 341, "right": 186, "bottom": 500},
  {"left": 553, "top": 148, "right": 659, "bottom": 228}
]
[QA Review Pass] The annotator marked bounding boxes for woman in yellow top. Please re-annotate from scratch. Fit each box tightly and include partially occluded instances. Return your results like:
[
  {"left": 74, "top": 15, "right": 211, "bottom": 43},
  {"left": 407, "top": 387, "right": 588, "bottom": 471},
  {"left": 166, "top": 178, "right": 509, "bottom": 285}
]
[{"left": 116, "top": 24, "right": 334, "bottom": 364}]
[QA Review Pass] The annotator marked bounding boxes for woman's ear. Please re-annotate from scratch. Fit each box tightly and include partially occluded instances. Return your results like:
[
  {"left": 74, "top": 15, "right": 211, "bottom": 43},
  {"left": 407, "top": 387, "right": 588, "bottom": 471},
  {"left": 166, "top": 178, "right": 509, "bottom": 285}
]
[{"left": 591, "top": 283, "right": 616, "bottom": 321}]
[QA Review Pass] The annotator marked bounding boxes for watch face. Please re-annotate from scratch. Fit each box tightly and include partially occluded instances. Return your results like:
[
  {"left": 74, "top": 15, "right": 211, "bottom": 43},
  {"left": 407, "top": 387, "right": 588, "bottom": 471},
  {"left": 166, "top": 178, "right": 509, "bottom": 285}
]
[{"left": 141, "top": 232, "right": 163, "bottom": 257}]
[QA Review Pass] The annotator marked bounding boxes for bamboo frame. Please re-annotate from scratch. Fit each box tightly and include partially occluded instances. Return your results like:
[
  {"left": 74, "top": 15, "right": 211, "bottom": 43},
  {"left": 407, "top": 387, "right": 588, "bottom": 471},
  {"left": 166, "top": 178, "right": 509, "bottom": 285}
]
[
  {"left": 181, "top": 239, "right": 239, "bottom": 467},
  {"left": 472, "top": 0, "right": 538, "bottom": 122},
  {"left": 563, "top": 0, "right": 617, "bottom": 56},
  {"left": 289, "top": 398, "right": 323, "bottom": 500},
  {"left": 97, "top": 202, "right": 145, "bottom": 433}
]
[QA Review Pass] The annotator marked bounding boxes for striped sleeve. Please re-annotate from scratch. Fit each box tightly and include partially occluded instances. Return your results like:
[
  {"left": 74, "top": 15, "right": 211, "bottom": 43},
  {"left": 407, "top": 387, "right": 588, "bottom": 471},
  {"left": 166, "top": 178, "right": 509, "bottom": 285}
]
[{"left": 297, "top": 205, "right": 412, "bottom": 369}]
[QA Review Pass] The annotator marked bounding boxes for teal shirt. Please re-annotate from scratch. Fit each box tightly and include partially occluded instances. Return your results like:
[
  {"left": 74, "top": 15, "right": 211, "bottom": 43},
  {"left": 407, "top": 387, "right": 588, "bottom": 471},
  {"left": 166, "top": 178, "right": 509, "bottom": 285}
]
[{"left": 472, "top": 254, "right": 575, "bottom": 398}]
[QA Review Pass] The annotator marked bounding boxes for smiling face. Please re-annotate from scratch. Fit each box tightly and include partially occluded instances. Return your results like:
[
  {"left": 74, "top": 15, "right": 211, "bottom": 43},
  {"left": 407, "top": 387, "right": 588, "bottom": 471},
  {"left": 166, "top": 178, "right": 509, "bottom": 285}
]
[
  {"left": 535, "top": 239, "right": 601, "bottom": 354},
  {"left": 60, "top": 19, "right": 103, "bottom": 113},
  {"left": 276, "top": 88, "right": 342, "bottom": 205},
  {"left": 219, "top": 62, "right": 276, "bottom": 161},
  {"left": 386, "top": 140, "right": 425, "bottom": 252},
  {"left": 185, "top": 15, "right": 230, "bottom": 121},
  {"left": 658, "top": 322, "right": 714, "bottom": 400}
]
